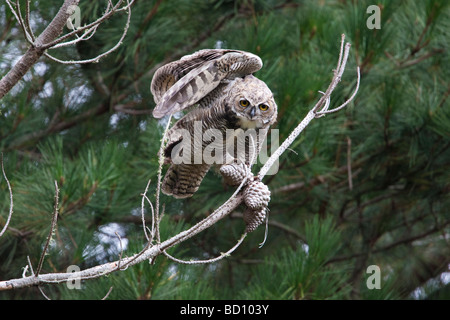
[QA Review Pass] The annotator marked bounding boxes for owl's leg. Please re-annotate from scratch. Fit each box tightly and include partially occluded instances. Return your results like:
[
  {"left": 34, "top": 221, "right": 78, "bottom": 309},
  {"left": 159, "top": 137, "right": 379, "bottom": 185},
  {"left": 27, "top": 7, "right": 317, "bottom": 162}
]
[
  {"left": 161, "top": 163, "right": 211, "bottom": 199},
  {"left": 220, "top": 132, "right": 258, "bottom": 186}
]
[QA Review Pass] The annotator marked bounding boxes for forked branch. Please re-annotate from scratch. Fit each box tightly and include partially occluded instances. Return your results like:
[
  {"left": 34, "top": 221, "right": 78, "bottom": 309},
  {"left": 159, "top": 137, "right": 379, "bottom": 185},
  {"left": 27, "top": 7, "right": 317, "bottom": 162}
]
[{"left": 0, "top": 0, "right": 135, "bottom": 99}]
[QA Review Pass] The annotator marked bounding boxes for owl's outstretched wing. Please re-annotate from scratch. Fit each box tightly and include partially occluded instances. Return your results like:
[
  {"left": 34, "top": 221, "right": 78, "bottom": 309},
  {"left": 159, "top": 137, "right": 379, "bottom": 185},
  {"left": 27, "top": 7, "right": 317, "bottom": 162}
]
[{"left": 151, "top": 49, "right": 262, "bottom": 119}]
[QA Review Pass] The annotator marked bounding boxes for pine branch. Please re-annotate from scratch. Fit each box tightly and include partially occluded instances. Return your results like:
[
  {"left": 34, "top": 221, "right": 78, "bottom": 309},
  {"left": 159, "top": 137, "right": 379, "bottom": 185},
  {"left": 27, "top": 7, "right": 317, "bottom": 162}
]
[
  {"left": 5, "top": 102, "right": 110, "bottom": 151},
  {"left": 327, "top": 219, "right": 450, "bottom": 264}
]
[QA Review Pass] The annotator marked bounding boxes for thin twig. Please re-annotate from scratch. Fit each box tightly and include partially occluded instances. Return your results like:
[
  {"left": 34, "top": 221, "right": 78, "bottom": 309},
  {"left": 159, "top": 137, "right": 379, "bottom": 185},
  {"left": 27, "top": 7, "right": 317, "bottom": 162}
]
[
  {"left": 38, "top": 286, "right": 51, "bottom": 300},
  {"left": 26, "top": 256, "right": 35, "bottom": 275},
  {"left": 347, "top": 136, "right": 353, "bottom": 191},
  {"left": 24, "top": 0, "right": 36, "bottom": 41},
  {"left": 140, "top": 179, "right": 153, "bottom": 242},
  {"left": 155, "top": 115, "right": 173, "bottom": 243},
  {"left": 22, "top": 265, "right": 29, "bottom": 278},
  {"left": 15, "top": 0, "right": 33, "bottom": 44},
  {"left": 0, "top": 153, "right": 14, "bottom": 238},
  {"left": 50, "top": 25, "right": 99, "bottom": 49},
  {"left": 5, "top": 0, "right": 31, "bottom": 44},
  {"left": 259, "top": 209, "right": 269, "bottom": 248},
  {"left": 162, "top": 233, "right": 247, "bottom": 264},
  {"left": 101, "top": 286, "right": 114, "bottom": 300},
  {"left": 114, "top": 231, "right": 124, "bottom": 270},
  {"left": 316, "top": 68, "right": 360, "bottom": 115},
  {"left": 35, "top": 181, "right": 60, "bottom": 277}
]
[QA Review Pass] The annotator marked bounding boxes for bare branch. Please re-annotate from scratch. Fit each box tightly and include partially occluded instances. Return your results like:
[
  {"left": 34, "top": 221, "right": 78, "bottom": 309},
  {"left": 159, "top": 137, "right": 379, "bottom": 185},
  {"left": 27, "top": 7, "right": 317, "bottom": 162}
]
[
  {"left": 45, "top": 0, "right": 133, "bottom": 65},
  {"left": 26, "top": 256, "right": 34, "bottom": 275},
  {"left": 258, "top": 210, "right": 269, "bottom": 248},
  {"left": 49, "top": 25, "right": 99, "bottom": 49},
  {"left": 114, "top": 231, "right": 125, "bottom": 270},
  {"left": 316, "top": 67, "right": 360, "bottom": 116},
  {"left": 38, "top": 286, "right": 52, "bottom": 300},
  {"left": 140, "top": 179, "right": 154, "bottom": 242},
  {"left": 14, "top": 0, "right": 33, "bottom": 44},
  {"left": 162, "top": 233, "right": 247, "bottom": 265},
  {"left": 101, "top": 286, "right": 114, "bottom": 300},
  {"left": 258, "top": 34, "right": 360, "bottom": 180},
  {"left": 155, "top": 115, "right": 173, "bottom": 244},
  {"left": 24, "top": 0, "right": 35, "bottom": 41},
  {"left": 0, "top": 0, "right": 135, "bottom": 99},
  {"left": 35, "top": 181, "right": 60, "bottom": 277},
  {"left": 0, "top": 153, "right": 14, "bottom": 238},
  {"left": 0, "top": 0, "right": 80, "bottom": 99}
]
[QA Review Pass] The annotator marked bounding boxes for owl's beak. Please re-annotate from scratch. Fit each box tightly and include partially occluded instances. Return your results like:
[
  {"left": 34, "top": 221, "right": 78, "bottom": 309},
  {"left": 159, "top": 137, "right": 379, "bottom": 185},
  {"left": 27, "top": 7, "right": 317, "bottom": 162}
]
[{"left": 249, "top": 106, "right": 256, "bottom": 119}]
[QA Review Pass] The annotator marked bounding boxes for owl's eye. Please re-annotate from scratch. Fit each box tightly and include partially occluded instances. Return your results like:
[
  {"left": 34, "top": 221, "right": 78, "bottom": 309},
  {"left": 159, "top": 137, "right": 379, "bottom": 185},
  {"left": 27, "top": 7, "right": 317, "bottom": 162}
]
[
  {"left": 239, "top": 99, "right": 250, "bottom": 108},
  {"left": 259, "top": 104, "right": 269, "bottom": 111}
]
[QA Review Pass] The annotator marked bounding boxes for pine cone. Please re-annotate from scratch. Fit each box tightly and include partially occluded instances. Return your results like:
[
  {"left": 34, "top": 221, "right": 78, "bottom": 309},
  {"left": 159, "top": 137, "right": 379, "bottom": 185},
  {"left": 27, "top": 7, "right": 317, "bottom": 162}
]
[
  {"left": 244, "top": 180, "right": 271, "bottom": 210},
  {"left": 220, "top": 162, "right": 250, "bottom": 186},
  {"left": 243, "top": 207, "right": 266, "bottom": 233}
]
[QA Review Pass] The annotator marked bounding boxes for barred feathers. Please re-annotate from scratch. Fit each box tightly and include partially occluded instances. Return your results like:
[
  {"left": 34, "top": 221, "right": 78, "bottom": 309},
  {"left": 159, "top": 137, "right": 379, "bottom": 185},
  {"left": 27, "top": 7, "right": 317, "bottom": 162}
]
[
  {"left": 162, "top": 163, "right": 210, "bottom": 199},
  {"left": 151, "top": 49, "right": 262, "bottom": 119}
]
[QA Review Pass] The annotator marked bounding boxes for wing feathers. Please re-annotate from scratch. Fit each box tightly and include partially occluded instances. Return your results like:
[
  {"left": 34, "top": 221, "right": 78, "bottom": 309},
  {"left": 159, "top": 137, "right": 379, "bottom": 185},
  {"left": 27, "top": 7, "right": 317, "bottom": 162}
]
[
  {"left": 162, "top": 163, "right": 211, "bottom": 198},
  {"left": 152, "top": 60, "right": 223, "bottom": 118},
  {"left": 151, "top": 49, "right": 263, "bottom": 119}
]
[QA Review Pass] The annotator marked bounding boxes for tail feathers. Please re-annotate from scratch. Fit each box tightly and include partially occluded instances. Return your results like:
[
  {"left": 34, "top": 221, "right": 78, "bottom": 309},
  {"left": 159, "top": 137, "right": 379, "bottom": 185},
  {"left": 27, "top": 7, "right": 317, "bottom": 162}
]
[{"left": 162, "top": 164, "right": 210, "bottom": 198}]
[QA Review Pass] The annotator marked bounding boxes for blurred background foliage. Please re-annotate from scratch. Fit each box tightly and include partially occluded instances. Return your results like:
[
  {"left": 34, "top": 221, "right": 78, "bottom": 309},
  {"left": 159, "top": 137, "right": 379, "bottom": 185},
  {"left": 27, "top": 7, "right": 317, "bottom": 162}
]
[{"left": 0, "top": 0, "right": 449, "bottom": 299}]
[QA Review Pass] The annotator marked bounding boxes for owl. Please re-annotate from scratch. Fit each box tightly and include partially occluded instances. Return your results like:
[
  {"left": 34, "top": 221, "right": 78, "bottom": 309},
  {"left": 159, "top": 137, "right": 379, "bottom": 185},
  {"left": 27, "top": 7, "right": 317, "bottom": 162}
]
[{"left": 151, "top": 49, "right": 277, "bottom": 199}]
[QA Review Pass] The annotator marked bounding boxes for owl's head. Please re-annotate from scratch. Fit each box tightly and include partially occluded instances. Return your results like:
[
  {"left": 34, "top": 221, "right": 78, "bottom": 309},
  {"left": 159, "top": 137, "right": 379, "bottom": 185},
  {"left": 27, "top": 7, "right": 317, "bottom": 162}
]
[{"left": 228, "top": 75, "right": 277, "bottom": 129}]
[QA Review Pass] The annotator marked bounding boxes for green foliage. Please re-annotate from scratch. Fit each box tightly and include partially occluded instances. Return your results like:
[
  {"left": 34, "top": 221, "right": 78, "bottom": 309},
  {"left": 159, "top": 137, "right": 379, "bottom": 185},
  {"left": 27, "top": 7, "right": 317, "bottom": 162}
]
[
  {"left": 1, "top": 0, "right": 449, "bottom": 300},
  {"left": 240, "top": 216, "right": 350, "bottom": 299}
]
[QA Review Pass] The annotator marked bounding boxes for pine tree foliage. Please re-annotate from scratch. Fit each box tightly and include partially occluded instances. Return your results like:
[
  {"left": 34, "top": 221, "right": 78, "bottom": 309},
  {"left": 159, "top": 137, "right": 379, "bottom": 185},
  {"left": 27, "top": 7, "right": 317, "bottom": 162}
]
[{"left": 0, "top": 0, "right": 449, "bottom": 299}]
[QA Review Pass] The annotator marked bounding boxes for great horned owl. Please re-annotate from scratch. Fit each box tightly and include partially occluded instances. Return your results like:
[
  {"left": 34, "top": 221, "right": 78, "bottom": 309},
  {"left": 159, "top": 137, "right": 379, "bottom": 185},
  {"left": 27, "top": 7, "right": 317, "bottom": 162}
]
[{"left": 151, "top": 49, "right": 277, "bottom": 199}]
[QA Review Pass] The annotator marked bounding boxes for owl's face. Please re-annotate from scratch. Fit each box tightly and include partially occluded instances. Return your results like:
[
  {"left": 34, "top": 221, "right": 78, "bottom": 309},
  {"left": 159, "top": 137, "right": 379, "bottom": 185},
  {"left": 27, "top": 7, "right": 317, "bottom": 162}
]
[{"left": 228, "top": 75, "right": 277, "bottom": 129}]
